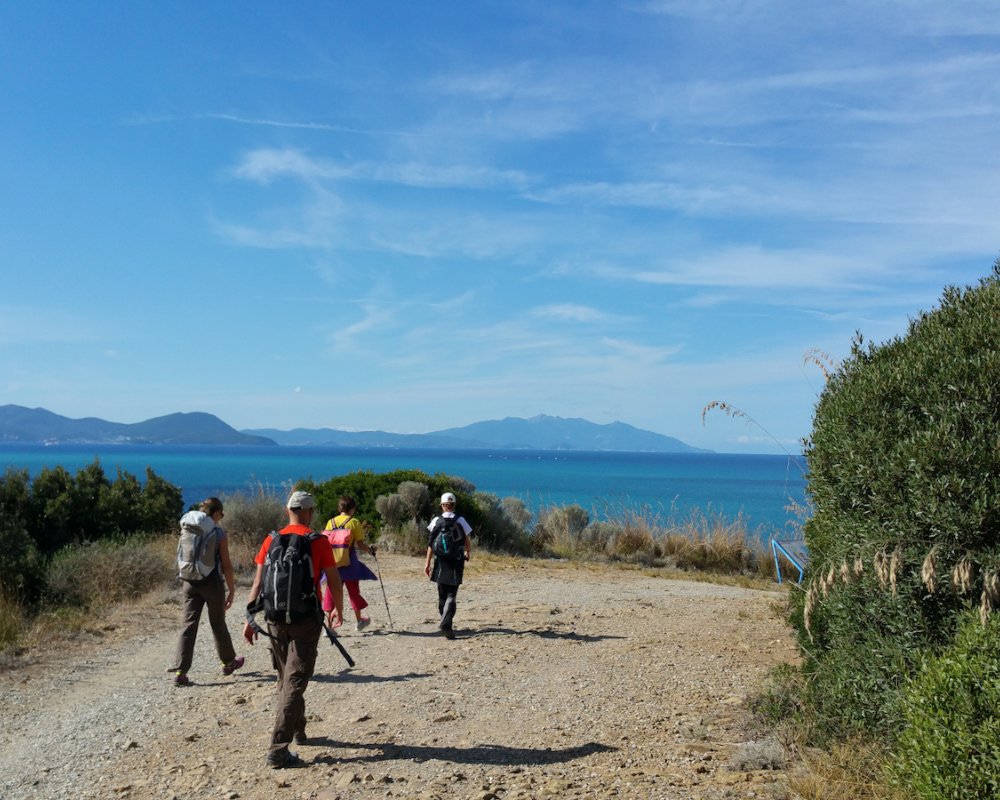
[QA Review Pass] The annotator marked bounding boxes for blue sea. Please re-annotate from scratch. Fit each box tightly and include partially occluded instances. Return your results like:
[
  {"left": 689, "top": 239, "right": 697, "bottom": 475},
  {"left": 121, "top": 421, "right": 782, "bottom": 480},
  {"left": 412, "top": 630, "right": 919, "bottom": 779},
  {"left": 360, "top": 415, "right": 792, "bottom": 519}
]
[{"left": 0, "top": 444, "right": 809, "bottom": 538}]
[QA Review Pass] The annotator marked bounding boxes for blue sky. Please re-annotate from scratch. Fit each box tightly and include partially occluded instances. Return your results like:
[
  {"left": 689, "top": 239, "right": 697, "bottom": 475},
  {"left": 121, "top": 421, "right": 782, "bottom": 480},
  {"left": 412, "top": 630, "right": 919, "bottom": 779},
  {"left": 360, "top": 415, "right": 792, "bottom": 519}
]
[{"left": 2, "top": 2, "right": 998, "bottom": 454}]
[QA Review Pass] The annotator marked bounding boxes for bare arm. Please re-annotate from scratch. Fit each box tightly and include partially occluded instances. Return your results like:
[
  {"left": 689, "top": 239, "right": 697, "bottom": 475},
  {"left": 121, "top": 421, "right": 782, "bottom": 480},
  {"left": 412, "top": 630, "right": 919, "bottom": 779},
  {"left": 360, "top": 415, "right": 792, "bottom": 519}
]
[
  {"left": 242, "top": 563, "right": 266, "bottom": 643},
  {"left": 323, "top": 566, "right": 344, "bottom": 623},
  {"left": 218, "top": 536, "right": 236, "bottom": 609}
]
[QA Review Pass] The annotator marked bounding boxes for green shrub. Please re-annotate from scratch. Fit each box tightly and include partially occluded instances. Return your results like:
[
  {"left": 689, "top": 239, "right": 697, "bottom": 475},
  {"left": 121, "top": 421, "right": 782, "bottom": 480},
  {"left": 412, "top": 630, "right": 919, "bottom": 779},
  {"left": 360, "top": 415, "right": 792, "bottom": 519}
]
[
  {"left": 0, "top": 587, "right": 26, "bottom": 652},
  {"left": 581, "top": 521, "right": 618, "bottom": 555},
  {"left": 891, "top": 612, "right": 1000, "bottom": 799},
  {"left": 799, "top": 264, "right": 1000, "bottom": 741},
  {"left": 301, "top": 469, "right": 447, "bottom": 527},
  {"left": 45, "top": 537, "right": 175, "bottom": 608},
  {"left": 0, "top": 469, "right": 39, "bottom": 597},
  {"left": 378, "top": 519, "right": 428, "bottom": 556},
  {"left": 470, "top": 492, "right": 532, "bottom": 555},
  {"left": 533, "top": 504, "right": 590, "bottom": 558},
  {"left": 749, "top": 662, "right": 806, "bottom": 726}
]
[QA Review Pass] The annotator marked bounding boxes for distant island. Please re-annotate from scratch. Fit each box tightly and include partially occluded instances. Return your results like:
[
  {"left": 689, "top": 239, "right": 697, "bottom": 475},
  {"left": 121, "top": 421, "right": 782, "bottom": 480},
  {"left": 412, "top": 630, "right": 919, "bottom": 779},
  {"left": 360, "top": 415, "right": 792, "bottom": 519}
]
[
  {"left": 0, "top": 406, "right": 709, "bottom": 453},
  {"left": 0, "top": 406, "right": 274, "bottom": 446},
  {"left": 244, "top": 414, "right": 710, "bottom": 453}
]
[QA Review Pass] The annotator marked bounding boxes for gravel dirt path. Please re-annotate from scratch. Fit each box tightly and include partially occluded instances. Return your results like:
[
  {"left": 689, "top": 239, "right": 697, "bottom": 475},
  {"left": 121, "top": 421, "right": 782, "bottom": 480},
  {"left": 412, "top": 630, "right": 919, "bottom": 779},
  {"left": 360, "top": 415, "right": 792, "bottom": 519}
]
[{"left": 0, "top": 555, "right": 797, "bottom": 800}]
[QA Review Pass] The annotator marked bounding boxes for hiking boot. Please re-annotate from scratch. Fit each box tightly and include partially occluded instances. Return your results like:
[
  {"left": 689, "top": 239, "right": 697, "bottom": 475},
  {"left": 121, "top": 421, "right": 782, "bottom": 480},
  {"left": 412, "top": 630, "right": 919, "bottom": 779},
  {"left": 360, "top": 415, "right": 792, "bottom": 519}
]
[
  {"left": 355, "top": 617, "right": 370, "bottom": 631},
  {"left": 266, "top": 749, "right": 304, "bottom": 769},
  {"left": 222, "top": 656, "right": 245, "bottom": 676},
  {"left": 174, "top": 672, "right": 193, "bottom": 687}
]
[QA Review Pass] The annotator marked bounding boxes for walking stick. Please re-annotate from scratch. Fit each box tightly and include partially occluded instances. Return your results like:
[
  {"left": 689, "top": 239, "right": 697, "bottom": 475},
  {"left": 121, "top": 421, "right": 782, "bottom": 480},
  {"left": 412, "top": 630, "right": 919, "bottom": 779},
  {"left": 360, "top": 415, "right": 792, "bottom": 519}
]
[
  {"left": 246, "top": 607, "right": 355, "bottom": 667},
  {"left": 323, "top": 622, "right": 356, "bottom": 667},
  {"left": 371, "top": 550, "right": 395, "bottom": 630}
]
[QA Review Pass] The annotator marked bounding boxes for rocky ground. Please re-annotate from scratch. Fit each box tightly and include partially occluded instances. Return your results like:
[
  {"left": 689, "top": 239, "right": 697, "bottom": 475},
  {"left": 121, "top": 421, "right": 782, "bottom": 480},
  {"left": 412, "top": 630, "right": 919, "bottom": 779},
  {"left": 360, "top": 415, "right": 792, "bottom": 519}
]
[{"left": 0, "top": 555, "right": 798, "bottom": 800}]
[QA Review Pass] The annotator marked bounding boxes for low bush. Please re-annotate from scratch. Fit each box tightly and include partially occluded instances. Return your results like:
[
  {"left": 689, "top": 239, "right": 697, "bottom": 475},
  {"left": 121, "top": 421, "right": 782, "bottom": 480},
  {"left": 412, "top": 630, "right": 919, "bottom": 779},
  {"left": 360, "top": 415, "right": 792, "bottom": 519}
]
[
  {"left": 890, "top": 611, "right": 1000, "bottom": 800},
  {"left": 0, "top": 588, "right": 25, "bottom": 652},
  {"left": 729, "top": 738, "right": 787, "bottom": 772},
  {"left": 378, "top": 519, "right": 427, "bottom": 557},
  {"left": 663, "top": 508, "right": 772, "bottom": 577},
  {"left": 749, "top": 662, "right": 806, "bottom": 727},
  {"left": 219, "top": 484, "right": 286, "bottom": 575},
  {"left": 534, "top": 504, "right": 591, "bottom": 558},
  {"left": 608, "top": 524, "right": 657, "bottom": 563},
  {"left": 581, "top": 520, "right": 618, "bottom": 555},
  {"left": 470, "top": 492, "right": 532, "bottom": 555},
  {"left": 45, "top": 537, "right": 175, "bottom": 609}
]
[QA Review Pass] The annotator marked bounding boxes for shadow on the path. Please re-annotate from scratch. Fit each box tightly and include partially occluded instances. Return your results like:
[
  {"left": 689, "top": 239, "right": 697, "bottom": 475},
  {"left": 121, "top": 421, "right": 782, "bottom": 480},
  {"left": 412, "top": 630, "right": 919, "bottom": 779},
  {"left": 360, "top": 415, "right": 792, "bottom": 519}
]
[
  {"left": 311, "top": 739, "right": 616, "bottom": 767},
  {"left": 470, "top": 626, "right": 624, "bottom": 643},
  {"left": 310, "top": 670, "right": 431, "bottom": 685},
  {"left": 392, "top": 627, "right": 623, "bottom": 643}
]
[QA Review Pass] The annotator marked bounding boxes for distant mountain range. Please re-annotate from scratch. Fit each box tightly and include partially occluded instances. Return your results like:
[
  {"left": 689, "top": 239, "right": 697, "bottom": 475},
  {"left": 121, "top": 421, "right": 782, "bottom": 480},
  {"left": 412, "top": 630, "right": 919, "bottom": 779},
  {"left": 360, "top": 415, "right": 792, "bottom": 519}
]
[
  {"left": 0, "top": 406, "right": 708, "bottom": 453},
  {"left": 0, "top": 405, "right": 274, "bottom": 446},
  {"left": 244, "top": 414, "right": 709, "bottom": 453}
]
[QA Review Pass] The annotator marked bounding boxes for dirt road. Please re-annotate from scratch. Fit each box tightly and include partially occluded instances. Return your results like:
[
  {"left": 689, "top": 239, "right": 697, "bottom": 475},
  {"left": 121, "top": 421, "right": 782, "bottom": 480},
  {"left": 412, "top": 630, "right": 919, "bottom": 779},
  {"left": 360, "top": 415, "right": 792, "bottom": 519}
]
[{"left": 0, "top": 555, "right": 796, "bottom": 800}]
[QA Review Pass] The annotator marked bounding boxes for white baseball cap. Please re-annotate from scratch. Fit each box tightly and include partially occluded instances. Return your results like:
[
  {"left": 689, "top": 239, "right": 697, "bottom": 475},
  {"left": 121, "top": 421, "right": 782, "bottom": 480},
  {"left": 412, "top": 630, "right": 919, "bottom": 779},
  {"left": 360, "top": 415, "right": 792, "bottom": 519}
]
[
  {"left": 286, "top": 490, "right": 316, "bottom": 510},
  {"left": 441, "top": 492, "right": 457, "bottom": 505}
]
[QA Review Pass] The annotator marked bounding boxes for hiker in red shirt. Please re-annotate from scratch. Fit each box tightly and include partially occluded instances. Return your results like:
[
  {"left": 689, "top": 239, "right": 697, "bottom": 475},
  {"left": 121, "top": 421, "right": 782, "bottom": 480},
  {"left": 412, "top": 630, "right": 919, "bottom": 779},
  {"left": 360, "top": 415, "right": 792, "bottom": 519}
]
[{"left": 243, "top": 490, "right": 343, "bottom": 769}]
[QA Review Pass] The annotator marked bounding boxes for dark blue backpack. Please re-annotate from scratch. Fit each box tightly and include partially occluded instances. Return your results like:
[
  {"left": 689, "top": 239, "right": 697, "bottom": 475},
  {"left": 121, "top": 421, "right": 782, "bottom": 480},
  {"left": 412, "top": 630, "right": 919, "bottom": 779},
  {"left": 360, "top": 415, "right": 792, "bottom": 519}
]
[{"left": 431, "top": 517, "right": 466, "bottom": 565}]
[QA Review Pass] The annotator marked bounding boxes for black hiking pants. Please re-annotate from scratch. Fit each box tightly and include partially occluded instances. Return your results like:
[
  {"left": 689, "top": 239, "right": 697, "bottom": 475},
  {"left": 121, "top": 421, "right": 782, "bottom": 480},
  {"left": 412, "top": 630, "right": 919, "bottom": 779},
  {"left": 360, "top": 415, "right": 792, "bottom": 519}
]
[{"left": 437, "top": 582, "right": 459, "bottom": 631}]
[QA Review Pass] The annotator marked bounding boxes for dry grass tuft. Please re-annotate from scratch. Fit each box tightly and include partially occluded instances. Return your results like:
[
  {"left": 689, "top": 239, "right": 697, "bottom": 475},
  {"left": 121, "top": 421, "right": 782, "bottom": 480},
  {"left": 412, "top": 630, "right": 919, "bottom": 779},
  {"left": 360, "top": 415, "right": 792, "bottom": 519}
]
[
  {"left": 874, "top": 549, "right": 889, "bottom": 589},
  {"left": 802, "top": 348, "right": 835, "bottom": 381},
  {"left": 786, "top": 738, "right": 906, "bottom": 800},
  {"left": 921, "top": 547, "right": 938, "bottom": 594},
  {"left": 952, "top": 556, "right": 974, "bottom": 596},
  {"left": 662, "top": 508, "right": 773, "bottom": 578},
  {"left": 888, "top": 546, "right": 902, "bottom": 597},
  {"left": 980, "top": 569, "right": 1000, "bottom": 625},
  {"left": 0, "top": 588, "right": 26, "bottom": 652},
  {"left": 729, "top": 738, "right": 787, "bottom": 772},
  {"left": 804, "top": 581, "right": 817, "bottom": 640}
]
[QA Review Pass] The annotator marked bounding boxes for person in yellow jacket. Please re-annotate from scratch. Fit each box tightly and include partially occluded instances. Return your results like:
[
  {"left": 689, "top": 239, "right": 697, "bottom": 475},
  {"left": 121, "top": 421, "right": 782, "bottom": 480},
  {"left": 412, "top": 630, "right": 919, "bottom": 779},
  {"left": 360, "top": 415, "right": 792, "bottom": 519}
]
[{"left": 321, "top": 496, "right": 377, "bottom": 631}]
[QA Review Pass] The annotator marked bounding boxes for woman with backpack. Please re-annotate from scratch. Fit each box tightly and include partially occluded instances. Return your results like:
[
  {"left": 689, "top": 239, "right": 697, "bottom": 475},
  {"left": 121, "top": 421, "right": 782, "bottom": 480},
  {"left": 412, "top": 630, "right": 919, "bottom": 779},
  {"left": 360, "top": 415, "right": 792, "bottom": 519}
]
[
  {"left": 169, "top": 497, "right": 244, "bottom": 686},
  {"left": 321, "top": 496, "right": 378, "bottom": 631}
]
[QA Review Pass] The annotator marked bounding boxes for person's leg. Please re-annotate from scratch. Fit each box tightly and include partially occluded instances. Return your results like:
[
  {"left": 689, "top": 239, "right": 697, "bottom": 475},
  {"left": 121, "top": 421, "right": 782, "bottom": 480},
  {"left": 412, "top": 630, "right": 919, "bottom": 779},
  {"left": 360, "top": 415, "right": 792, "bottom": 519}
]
[
  {"left": 437, "top": 581, "right": 448, "bottom": 619},
  {"left": 203, "top": 576, "right": 238, "bottom": 666},
  {"left": 439, "top": 583, "right": 459, "bottom": 631},
  {"left": 269, "top": 619, "right": 321, "bottom": 759},
  {"left": 345, "top": 580, "right": 368, "bottom": 620},
  {"left": 170, "top": 581, "right": 205, "bottom": 675}
]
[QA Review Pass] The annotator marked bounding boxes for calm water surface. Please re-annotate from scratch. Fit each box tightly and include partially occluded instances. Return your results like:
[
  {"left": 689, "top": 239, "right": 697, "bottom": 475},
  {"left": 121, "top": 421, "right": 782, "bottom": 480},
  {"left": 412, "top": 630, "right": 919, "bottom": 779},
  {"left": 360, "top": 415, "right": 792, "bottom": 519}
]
[{"left": 0, "top": 444, "right": 808, "bottom": 536}]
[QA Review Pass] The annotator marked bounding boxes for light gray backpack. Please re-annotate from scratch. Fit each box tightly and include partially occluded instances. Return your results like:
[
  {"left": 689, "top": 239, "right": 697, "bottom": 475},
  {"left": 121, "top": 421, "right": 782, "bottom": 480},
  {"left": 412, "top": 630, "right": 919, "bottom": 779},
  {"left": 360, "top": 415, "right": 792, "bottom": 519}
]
[{"left": 176, "top": 510, "right": 221, "bottom": 581}]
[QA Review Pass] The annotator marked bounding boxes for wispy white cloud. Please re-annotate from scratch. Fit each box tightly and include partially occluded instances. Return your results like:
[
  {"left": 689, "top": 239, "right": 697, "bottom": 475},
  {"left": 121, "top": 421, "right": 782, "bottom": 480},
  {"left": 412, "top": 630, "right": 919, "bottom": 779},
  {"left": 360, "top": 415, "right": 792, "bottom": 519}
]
[
  {"left": 529, "top": 304, "right": 623, "bottom": 323},
  {"left": 229, "top": 148, "right": 531, "bottom": 192}
]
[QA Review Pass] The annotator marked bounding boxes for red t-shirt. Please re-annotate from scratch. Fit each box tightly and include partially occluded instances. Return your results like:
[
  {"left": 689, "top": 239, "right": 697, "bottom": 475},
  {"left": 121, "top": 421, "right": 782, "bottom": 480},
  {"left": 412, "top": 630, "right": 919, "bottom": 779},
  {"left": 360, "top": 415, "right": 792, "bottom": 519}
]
[{"left": 254, "top": 524, "right": 335, "bottom": 586}]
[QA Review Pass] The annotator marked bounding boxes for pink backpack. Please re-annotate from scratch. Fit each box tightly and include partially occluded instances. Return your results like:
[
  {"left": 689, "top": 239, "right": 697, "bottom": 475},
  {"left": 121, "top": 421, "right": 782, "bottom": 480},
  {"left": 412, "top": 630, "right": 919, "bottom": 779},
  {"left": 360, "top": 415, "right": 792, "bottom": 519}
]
[{"left": 325, "top": 517, "right": 354, "bottom": 568}]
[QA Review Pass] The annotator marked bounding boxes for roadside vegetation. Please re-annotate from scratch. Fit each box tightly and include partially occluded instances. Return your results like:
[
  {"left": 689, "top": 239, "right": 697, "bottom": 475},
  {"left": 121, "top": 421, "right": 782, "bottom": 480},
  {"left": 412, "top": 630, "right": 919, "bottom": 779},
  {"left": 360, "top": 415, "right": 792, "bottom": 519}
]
[
  {"left": 0, "top": 460, "right": 790, "bottom": 659},
  {"left": 746, "top": 262, "right": 1000, "bottom": 799}
]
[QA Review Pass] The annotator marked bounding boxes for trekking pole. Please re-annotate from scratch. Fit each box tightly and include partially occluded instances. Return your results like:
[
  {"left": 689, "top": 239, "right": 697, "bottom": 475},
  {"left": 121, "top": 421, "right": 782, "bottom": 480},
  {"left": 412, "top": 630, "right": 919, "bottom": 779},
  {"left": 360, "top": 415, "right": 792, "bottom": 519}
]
[
  {"left": 371, "top": 550, "right": 395, "bottom": 630},
  {"left": 323, "top": 622, "right": 355, "bottom": 667}
]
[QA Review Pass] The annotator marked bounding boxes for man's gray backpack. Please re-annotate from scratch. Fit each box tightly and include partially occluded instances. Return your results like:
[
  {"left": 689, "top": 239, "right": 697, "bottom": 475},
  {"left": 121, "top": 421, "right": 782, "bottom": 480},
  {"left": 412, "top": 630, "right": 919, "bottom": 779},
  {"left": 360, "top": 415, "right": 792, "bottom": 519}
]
[{"left": 177, "top": 510, "right": 221, "bottom": 581}]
